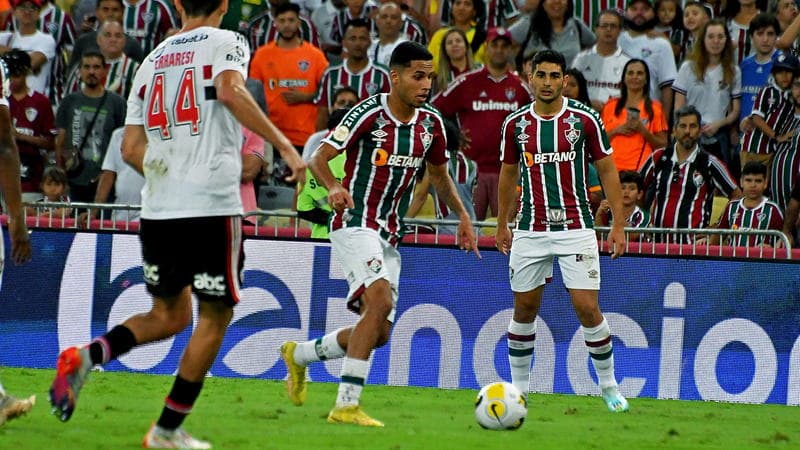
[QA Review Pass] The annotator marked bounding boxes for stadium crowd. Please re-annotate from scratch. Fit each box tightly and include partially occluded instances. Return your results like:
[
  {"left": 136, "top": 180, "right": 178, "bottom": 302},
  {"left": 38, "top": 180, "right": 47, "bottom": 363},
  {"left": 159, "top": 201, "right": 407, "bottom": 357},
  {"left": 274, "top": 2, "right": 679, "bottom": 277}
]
[{"left": 3, "top": 0, "right": 800, "bottom": 247}]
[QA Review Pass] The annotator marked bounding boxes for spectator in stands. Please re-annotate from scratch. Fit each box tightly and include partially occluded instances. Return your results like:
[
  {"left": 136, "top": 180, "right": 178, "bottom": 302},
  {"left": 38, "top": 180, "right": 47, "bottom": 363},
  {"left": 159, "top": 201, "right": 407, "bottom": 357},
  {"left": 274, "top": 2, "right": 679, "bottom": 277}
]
[
  {"left": 376, "top": 0, "right": 427, "bottom": 46},
  {"left": 595, "top": 170, "right": 650, "bottom": 240},
  {"left": 310, "top": 0, "right": 344, "bottom": 59},
  {"left": 241, "top": 127, "right": 266, "bottom": 220},
  {"left": 303, "top": 86, "right": 358, "bottom": 161},
  {"left": 774, "top": 0, "right": 800, "bottom": 55},
  {"left": 618, "top": 0, "right": 677, "bottom": 123},
  {"left": 296, "top": 108, "right": 349, "bottom": 238},
  {"left": 602, "top": 58, "right": 668, "bottom": 172},
  {"left": 370, "top": 2, "right": 407, "bottom": 67},
  {"left": 711, "top": 161, "right": 784, "bottom": 247},
  {"left": 510, "top": 0, "right": 596, "bottom": 67},
  {"left": 770, "top": 78, "right": 800, "bottom": 215},
  {"left": 432, "top": 28, "right": 478, "bottom": 95},
  {"left": 722, "top": 0, "right": 761, "bottom": 66},
  {"left": 432, "top": 0, "right": 520, "bottom": 34},
  {"left": 572, "top": 8, "right": 631, "bottom": 111},
  {"left": 3, "top": 49, "right": 55, "bottom": 201},
  {"left": 315, "top": 18, "right": 390, "bottom": 130},
  {"left": 406, "top": 117, "right": 476, "bottom": 235},
  {"left": 55, "top": 51, "right": 126, "bottom": 202},
  {"left": 563, "top": 68, "right": 591, "bottom": 106},
  {"left": 670, "top": 1, "right": 710, "bottom": 70},
  {"left": 653, "top": 0, "right": 681, "bottom": 39},
  {"left": 249, "top": 1, "right": 327, "bottom": 186},
  {"left": 432, "top": 27, "right": 532, "bottom": 220},
  {"left": 220, "top": 0, "right": 268, "bottom": 34},
  {"left": 246, "top": 0, "right": 320, "bottom": 51},
  {"left": 329, "top": 0, "right": 378, "bottom": 54},
  {"left": 640, "top": 105, "right": 741, "bottom": 241},
  {"left": 428, "top": 0, "right": 485, "bottom": 69},
  {"left": 121, "top": 0, "right": 178, "bottom": 56},
  {"left": 36, "top": 164, "right": 70, "bottom": 217},
  {"left": 81, "top": 126, "right": 143, "bottom": 225},
  {"left": 69, "top": 0, "right": 142, "bottom": 68},
  {"left": 0, "top": 0, "right": 56, "bottom": 97},
  {"left": 782, "top": 180, "right": 800, "bottom": 246},
  {"left": 65, "top": 20, "right": 139, "bottom": 99},
  {"left": 673, "top": 18, "right": 742, "bottom": 170},
  {"left": 740, "top": 53, "right": 799, "bottom": 173},
  {"left": 740, "top": 14, "right": 781, "bottom": 127}
]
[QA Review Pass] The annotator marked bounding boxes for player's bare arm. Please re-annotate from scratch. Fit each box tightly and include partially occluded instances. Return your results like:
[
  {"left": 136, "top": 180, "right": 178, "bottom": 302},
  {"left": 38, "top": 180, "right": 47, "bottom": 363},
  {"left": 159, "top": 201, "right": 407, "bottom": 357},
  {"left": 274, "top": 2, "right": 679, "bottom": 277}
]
[
  {"left": 427, "top": 162, "right": 480, "bottom": 258},
  {"left": 0, "top": 106, "right": 31, "bottom": 264},
  {"left": 121, "top": 125, "right": 147, "bottom": 175},
  {"left": 310, "top": 142, "right": 353, "bottom": 213},
  {"left": 215, "top": 70, "right": 306, "bottom": 183},
  {"left": 595, "top": 156, "right": 626, "bottom": 259},
  {"left": 495, "top": 162, "right": 520, "bottom": 256}
]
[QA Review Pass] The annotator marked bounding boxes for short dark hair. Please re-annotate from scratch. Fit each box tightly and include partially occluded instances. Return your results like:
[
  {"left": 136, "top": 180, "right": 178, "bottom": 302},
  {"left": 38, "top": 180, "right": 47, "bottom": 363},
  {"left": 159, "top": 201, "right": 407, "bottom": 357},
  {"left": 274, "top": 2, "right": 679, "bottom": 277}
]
[
  {"left": 673, "top": 104, "right": 702, "bottom": 125},
  {"left": 332, "top": 86, "right": 358, "bottom": 104},
  {"left": 741, "top": 161, "right": 768, "bottom": 178},
  {"left": 389, "top": 41, "right": 432, "bottom": 69},
  {"left": 97, "top": 0, "right": 124, "bottom": 9},
  {"left": 531, "top": 49, "right": 566, "bottom": 74},
  {"left": 274, "top": 1, "right": 301, "bottom": 17},
  {"left": 327, "top": 107, "right": 350, "bottom": 130},
  {"left": 619, "top": 170, "right": 644, "bottom": 191},
  {"left": 343, "top": 18, "right": 371, "bottom": 36},
  {"left": 2, "top": 49, "right": 31, "bottom": 76},
  {"left": 42, "top": 165, "right": 68, "bottom": 185},
  {"left": 180, "top": 0, "right": 222, "bottom": 17},
  {"left": 596, "top": 8, "right": 624, "bottom": 27},
  {"left": 748, "top": 12, "right": 780, "bottom": 36},
  {"left": 81, "top": 50, "right": 106, "bottom": 66}
]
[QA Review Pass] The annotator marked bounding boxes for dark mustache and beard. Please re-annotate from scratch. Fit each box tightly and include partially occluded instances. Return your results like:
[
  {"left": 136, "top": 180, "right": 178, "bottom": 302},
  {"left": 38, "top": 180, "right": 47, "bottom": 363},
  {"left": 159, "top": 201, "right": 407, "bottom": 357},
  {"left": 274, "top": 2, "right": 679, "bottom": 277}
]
[{"left": 624, "top": 15, "right": 659, "bottom": 32}]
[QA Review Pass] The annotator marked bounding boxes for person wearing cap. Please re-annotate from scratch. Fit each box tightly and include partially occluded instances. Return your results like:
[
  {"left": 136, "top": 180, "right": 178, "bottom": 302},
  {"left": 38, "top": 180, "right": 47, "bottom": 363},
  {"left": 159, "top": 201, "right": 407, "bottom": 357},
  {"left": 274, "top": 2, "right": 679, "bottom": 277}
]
[
  {"left": 432, "top": 27, "right": 532, "bottom": 221},
  {"left": 618, "top": 0, "right": 677, "bottom": 123},
  {"left": 3, "top": 48, "right": 55, "bottom": 201},
  {"left": 740, "top": 52, "right": 800, "bottom": 174},
  {"left": 0, "top": 0, "right": 56, "bottom": 98},
  {"left": 509, "top": 0, "right": 596, "bottom": 68}
]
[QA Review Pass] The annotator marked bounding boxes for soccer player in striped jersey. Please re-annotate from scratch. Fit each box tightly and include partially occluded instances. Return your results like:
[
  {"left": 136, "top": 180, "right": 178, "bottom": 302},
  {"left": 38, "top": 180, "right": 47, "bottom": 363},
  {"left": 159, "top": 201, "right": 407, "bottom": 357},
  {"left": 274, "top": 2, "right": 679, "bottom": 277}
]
[
  {"left": 640, "top": 105, "right": 741, "bottom": 242},
  {"left": 712, "top": 161, "right": 784, "bottom": 247},
  {"left": 122, "top": 0, "right": 178, "bottom": 56},
  {"left": 49, "top": 1, "right": 305, "bottom": 447},
  {"left": 280, "top": 41, "right": 480, "bottom": 427},
  {"left": 245, "top": 0, "right": 320, "bottom": 50},
  {"left": 0, "top": 54, "right": 35, "bottom": 427},
  {"left": 314, "top": 18, "right": 390, "bottom": 131},
  {"left": 496, "top": 49, "right": 630, "bottom": 413}
]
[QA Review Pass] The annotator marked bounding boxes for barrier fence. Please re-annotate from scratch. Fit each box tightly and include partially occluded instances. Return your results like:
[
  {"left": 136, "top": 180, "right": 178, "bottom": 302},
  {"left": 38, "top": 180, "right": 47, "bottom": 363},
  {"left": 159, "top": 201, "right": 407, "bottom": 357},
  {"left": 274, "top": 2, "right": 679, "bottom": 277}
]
[{"left": 16, "top": 201, "right": 799, "bottom": 260}]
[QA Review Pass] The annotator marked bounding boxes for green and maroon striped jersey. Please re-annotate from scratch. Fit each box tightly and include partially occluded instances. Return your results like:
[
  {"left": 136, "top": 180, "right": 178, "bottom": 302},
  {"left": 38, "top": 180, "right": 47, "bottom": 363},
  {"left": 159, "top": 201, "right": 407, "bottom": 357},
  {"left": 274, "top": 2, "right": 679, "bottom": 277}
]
[
  {"left": 500, "top": 98, "right": 612, "bottom": 232},
  {"left": 313, "top": 60, "right": 391, "bottom": 109},
  {"left": 322, "top": 94, "right": 449, "bottom": 245},
  {"left": 716, "top": 197, "right": 784, "bottom": 247}
]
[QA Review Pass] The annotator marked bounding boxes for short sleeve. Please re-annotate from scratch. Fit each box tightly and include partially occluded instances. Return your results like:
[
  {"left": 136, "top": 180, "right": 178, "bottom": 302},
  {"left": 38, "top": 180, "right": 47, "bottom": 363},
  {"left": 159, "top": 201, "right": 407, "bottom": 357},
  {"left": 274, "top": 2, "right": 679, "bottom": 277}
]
[
  {"left": 125, "top": 64, "right": 148, "bottom": 126},
  {"left": 499, "top": 114, "right": 520, "bottom": 164},
  {"left": 425, "top": 114, "right": 449, "bottom": 166},
  {"left": 212, "top": 31, "right": 249, "bottom": 82}
]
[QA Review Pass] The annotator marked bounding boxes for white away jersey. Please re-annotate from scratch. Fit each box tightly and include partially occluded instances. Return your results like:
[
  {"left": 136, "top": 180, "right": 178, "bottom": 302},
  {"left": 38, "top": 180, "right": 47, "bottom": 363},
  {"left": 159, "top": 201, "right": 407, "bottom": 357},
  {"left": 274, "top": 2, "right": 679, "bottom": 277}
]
[{"left": 126, "top": 27, "right": 249, "bottom": 219}]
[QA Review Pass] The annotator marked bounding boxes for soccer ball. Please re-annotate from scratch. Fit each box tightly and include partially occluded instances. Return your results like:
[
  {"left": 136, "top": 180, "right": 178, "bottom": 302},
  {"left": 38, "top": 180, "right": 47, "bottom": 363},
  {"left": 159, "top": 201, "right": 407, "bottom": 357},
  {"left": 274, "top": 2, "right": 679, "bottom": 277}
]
[{"left": 474, "top": 382, "right": 527, "bottom": 430}]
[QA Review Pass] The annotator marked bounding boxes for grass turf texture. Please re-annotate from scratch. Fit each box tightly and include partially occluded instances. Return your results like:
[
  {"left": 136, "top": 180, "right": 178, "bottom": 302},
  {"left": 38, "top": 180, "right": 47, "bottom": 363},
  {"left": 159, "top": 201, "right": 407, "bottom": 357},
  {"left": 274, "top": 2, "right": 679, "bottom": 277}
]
[{"left": 0, "top": 367, "right": 796, "bottom": 449}]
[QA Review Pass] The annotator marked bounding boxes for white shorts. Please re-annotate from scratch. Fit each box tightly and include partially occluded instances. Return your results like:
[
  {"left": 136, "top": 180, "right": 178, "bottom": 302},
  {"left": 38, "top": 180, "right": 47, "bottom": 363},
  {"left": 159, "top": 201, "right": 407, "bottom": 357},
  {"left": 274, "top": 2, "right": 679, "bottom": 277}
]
[
  {"left": 329, "top": 227, "right": 400, "bottom": 323},
  {"left": 509, "top": 229, "right": 600, "bottom": 292}
]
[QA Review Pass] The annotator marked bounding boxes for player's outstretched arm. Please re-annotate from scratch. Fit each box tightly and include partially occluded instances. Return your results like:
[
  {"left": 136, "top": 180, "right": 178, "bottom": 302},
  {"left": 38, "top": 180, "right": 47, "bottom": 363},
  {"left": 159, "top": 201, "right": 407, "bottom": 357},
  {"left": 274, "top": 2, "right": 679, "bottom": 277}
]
[
  {"left": 0, "top": 106, "right": 31, "bottom": 264},
  {"left": 427, "top": 162, "right": 480, "bottom": 258},
  {"left": 309, "top": 142, "right": 353, "bottom": 213},
  {"left": 215, "top": 70, "right": 306, "bottom": 184},
  {"left": 495, "top": 162, "right": 519, "bottom": 256},
  {"left": 595, "top": 156, "right": 626, "bottom": 259}
]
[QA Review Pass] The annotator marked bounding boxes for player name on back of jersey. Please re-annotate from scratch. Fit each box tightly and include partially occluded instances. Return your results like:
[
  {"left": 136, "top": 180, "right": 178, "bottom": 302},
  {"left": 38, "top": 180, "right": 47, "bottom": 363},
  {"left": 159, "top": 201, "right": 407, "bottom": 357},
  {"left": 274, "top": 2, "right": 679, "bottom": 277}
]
[
  {"left": 472, "top": 100, "right": 519, "bottom": 111},
  {"left": 154, "top": 51, "right": 195, "bottom": 70}
]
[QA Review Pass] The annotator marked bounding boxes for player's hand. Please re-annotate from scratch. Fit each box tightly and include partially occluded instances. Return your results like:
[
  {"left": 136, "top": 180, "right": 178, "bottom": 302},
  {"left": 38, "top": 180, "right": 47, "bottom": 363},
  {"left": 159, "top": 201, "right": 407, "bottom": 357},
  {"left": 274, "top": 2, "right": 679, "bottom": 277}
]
[
  {"left": 607, "top": 224, "right": 625, "bottom": 259},
  {"left": 495, "top": 225, "right": 513, "bottom": 256},
  {"left": 281, "top": 150, "right": 307, "bottom": 184},
  {"left": 457, "top": 215, "right": 481, "bottom": 259},
  {"left": 8, "top": 214, "right": 32, "bottom": 265},
  {"left": 327, "top": 184, "right": 354, "bottom": 213}
]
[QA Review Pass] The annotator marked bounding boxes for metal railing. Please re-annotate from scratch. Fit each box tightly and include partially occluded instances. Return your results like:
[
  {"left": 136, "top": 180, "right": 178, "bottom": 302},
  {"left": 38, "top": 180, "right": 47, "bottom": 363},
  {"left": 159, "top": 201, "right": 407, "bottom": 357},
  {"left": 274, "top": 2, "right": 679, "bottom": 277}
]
[{"left": 15, "top": 201, "right": 796, "bottom": 260}]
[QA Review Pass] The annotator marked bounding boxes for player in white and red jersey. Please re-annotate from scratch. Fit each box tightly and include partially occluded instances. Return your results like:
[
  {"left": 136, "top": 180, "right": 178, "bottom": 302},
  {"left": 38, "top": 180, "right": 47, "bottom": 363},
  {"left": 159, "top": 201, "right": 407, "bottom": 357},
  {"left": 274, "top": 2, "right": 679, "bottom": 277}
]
[
  {"left": 496, "top": 49, "right": 630, "bottom": 414},
  {"left": 280, "top": 41, "right": 479, "bottom": 428},
  {"left": 122, "top": 0, "right": 178, "bottom": 56},
  {"left": 49, "top": 1, "right": 305, "bottom": 447},
  {"left": 0, "top": 55, "right": 35, "bottom": 427}
]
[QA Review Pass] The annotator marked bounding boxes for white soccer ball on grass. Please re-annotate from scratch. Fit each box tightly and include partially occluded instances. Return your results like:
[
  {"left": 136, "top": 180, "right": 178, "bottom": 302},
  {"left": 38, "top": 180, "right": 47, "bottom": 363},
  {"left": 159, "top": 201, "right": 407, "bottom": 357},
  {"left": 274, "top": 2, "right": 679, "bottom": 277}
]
[{"left": 474, "top": 381, "right": 527, "bottom": 430}]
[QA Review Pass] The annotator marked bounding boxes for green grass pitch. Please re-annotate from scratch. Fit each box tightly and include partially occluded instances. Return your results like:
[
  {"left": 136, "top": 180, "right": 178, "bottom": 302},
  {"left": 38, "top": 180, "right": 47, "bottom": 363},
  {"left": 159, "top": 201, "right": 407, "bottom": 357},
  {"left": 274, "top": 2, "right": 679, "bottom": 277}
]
[{"left": 0, "top": 367, "right": 797, "bottom": 449}]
